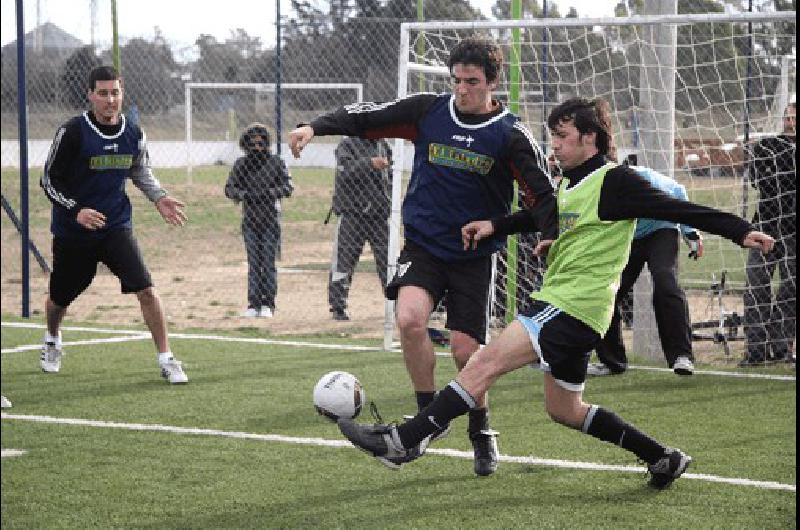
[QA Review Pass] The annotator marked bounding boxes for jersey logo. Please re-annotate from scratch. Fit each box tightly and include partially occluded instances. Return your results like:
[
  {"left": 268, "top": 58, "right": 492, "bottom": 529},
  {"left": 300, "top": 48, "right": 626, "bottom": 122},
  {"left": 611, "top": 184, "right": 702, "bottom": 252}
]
[
  {"left": 89, "top": 154, "right": 133, "bottom": 170},
  {"left": 428, "top": 143, "right": 494, "bottom": 175},
  {"left": 451, "top": 134, "right": 475, "bottom": 148},
  {"left": 558, "top": 212, "right": 579, "bottom": 235},
  {"left": 103, "top": 143, "right": 119, "bottom": 153}
]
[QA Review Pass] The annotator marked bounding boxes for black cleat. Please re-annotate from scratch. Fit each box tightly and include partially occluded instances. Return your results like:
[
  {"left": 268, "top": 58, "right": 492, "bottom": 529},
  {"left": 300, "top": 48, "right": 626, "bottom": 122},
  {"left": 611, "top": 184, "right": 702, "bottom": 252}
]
[
  {"left": 647, "top": 448, "right": 692, "bottom": 489},
  {"left": 337, "top": 419, "right": 429, "bottom": 470},
  {"left": 470, "top": 429, "right": 499, "bottom": 477}
]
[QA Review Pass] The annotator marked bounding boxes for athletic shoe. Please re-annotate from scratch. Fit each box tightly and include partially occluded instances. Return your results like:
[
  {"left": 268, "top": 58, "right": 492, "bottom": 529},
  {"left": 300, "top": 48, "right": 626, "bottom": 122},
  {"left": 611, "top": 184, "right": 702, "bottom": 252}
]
[
  {"left": 673, "top": 356, "right": 694, "bottom": 376},
  {"left": 241, "top": 307, "right": 260, "bottom": 318},
  {"left": 1, "top": 395, "right": 11, "bottom": 409},
  {"left": 337, "top": 418, "right": 430, "bottom": 470},
  {"left": 160, "top": 358, "right": 189, "bottom": 384},
  {"left": 259, "top": 306, "right": 274, "bottom": 318},
  {"left": 331, "top": 308, "right": 350, "bottom": 321},
  {"left": 586, "top": 363, "right": 613, "bottom": 376},
  {"left": 647, "top": 448, "right": 692, "bottom": 489},
  {"left": 40, "top": 341, "right": 63, "bottom": 373},
  {"left": 404, "top": 414, "right": 451, "bottom": 442},
  {"left": 470, "top": 429, "right": 499, "bottom": 476}
]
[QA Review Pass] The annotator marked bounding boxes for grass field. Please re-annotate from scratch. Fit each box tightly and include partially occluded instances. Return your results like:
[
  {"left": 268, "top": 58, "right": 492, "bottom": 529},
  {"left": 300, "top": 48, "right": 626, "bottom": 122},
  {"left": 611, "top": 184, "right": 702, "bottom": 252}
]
[{"left": 1, "top": 317, "right": 795, "bottom": 528}]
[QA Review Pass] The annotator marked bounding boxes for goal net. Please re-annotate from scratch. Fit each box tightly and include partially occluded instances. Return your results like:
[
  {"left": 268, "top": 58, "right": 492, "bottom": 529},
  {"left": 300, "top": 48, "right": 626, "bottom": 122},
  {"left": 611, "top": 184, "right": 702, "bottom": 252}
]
[{"left": 387, "top": 12, "right": 796, "bottom": 357}]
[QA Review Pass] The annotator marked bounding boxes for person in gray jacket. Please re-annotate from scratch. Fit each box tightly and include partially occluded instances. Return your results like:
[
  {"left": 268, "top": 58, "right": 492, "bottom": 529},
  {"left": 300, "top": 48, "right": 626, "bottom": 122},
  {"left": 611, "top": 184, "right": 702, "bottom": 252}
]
[
  {"left": 225, "top": 123, "right": 293, "bottom": 318},
  {"left": 327, "top": 137, "right": 392, "bottom": 321}
]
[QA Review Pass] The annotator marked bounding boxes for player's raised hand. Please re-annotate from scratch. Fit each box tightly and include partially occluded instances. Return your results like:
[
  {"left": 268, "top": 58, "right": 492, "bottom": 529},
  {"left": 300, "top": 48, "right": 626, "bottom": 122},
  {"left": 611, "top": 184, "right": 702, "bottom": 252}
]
[
  {"left": 462, "top": 220, "right": 494, "bottom": 250},
  {"left": 156, "top": 195, "right": 187, "bottom": 226},
  {"left": 533, "top": 239, "right": 554, "bottom": 257},
  {"left": 742, "top": 230, "right": 775, "bottom": 254},
  {"left": 288, "top": 125, "right": 315, "bottom": 158}
]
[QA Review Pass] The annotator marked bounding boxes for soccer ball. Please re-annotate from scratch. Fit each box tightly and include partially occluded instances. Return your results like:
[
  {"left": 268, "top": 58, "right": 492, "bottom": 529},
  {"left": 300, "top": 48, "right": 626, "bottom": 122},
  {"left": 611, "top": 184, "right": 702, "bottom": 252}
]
[{"left": 313, "top": 371, "right": 365, "bottom": 422}]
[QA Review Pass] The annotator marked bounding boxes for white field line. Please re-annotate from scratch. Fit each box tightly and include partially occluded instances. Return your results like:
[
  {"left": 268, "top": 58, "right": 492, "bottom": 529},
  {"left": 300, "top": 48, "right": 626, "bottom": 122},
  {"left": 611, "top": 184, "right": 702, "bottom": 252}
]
[
  {"left": 1, "top": 449, "right": 27, "bottom": 458},
  {"left": 2, "top": 321, "right": 795, "bottom": 382},
  {"left": 1, "top": 413, "right": 794, "bottom": 492}
]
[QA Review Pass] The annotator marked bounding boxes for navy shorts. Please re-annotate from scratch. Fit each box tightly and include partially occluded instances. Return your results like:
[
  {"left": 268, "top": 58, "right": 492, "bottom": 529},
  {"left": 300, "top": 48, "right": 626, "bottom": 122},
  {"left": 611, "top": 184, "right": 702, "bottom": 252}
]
[
  {"left": 518, "top": 299, "right": 601, "bottom": 390},
  {"left": 49, "top": 229, "right": 153, "bottom": 307},
  {"left": 386, "top": 240, "right": 493, "bottom": 344}
]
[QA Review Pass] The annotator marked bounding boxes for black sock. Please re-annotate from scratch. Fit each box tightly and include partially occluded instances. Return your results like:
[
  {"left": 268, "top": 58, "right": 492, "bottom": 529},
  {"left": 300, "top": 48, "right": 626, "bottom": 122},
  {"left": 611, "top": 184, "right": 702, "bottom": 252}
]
[
  {"left": 397, "top": 381, "right": 475, "bottom": 448},
  {"left": 468, "top": 407, "right": 489, "bottom": 434},
  {"left": 583, "top": 406, "right": 666, "bottom": 464},
  {"left": 416, "top": 391, "right": 436, "bottom": 411}
]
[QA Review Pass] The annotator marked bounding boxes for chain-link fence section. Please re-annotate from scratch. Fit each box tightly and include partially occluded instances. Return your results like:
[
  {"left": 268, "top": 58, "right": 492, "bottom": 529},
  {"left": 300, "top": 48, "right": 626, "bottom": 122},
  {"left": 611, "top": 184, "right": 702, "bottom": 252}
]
[{"left": 1, "top": 1, "right": 796, "bottom": 364}]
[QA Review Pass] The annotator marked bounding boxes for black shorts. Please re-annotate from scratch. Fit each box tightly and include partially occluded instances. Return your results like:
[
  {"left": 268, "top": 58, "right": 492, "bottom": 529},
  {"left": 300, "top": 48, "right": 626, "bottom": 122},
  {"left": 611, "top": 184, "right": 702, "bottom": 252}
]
[
  {"left": 49, "top": 229, "right": 153, "bottom": 307},
  {"left": 518, "top": 299, "right": 601, "bottom": 390},
  {"left": 386, "top": 240, "right": 493, "bottom": 344}
]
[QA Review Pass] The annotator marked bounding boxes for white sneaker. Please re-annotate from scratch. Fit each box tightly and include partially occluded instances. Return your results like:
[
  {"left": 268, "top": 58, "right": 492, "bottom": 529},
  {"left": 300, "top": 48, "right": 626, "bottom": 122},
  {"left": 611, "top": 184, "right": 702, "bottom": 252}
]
[
  {"left": 160, "top": 358, "right": 189, "bottom": 384},
  {"left": 259, "top": 306, "right": 274, "bottom": 318},
  {"left": 1, "top": 395, "right": 11, "bottom": 409},
  {"left": 673, "top": 356, "right": 695, "bottom": 376},
  {"left": 586, "top": 363, "right": 612, "bottom": 376},
  {"left": 40, "top": 342, "right": 63, "bottom": 373},
  {"left": 241, "top": 307, "right": 260, "bottom": 318}
]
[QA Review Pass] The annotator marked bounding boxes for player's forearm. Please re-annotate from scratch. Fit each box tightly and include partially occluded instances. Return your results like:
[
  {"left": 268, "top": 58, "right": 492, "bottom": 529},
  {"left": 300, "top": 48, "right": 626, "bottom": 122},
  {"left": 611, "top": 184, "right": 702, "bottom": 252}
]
[{"left": 310, "top": 94, "right": 435, "bottom": 140}]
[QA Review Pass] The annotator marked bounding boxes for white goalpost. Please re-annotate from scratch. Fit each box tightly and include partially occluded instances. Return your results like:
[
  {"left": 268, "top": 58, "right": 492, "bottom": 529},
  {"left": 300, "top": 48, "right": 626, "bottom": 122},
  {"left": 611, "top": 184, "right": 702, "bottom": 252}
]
[
  {"left": 385, "top": 11, "right": 797, "bottom": 354},
  {"left": 184, "top": 82, "right": 364, "bottom": 182}
]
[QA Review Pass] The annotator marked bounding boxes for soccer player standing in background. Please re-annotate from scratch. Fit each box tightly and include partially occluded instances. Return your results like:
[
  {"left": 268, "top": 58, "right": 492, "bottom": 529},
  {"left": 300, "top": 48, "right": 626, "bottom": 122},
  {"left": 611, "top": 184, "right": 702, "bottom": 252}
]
[
  {"left": 40, "top": 65, "right": 189, "bottom": 384},
  {"left": 336, "top": 97, "right": 774, "bottom": 489},
  {"left": 289, "top": 36, "right": 557, "bottom": 476}
]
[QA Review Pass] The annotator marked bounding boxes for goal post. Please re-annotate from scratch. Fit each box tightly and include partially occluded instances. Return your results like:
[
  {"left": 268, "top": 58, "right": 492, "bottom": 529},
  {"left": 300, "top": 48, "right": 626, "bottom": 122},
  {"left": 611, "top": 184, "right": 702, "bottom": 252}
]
[
  {"left": 386, "top": 11, "right": 797, "bottom": 355},
  {"left": 184, "top": 82, "right": 364, "bottom": 182}
]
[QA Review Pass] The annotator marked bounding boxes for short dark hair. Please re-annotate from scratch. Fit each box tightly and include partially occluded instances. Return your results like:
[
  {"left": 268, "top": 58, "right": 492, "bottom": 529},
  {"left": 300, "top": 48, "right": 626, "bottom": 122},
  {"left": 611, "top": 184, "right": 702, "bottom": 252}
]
[
  {"left": 548, "top": 97, "right": 614, "bottom": 156},
  {"left": 88, "top": 66, "right": 121, "bottom": 91},
  {"left": 447, "top": 36, "right": 503, "bottom": 83}
]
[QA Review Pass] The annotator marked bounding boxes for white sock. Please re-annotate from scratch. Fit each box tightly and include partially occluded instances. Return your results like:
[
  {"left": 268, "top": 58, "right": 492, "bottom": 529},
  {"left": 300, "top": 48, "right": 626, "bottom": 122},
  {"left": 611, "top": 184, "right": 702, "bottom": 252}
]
[
  {"left": 158, "top": 352, "right": 174, "bottom": 364},
  {"left": 45, "top": 332, "right": 62, "bottom": 347}
]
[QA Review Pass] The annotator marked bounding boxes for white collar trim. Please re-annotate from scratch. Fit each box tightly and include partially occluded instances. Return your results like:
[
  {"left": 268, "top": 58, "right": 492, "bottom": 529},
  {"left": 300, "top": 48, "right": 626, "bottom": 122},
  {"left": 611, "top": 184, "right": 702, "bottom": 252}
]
[
  {"left": 83, "top": 111, "right": 126, "bottom": 139},
  {"left": 448, "top": 95, "right": 509, "bottom": 129}
]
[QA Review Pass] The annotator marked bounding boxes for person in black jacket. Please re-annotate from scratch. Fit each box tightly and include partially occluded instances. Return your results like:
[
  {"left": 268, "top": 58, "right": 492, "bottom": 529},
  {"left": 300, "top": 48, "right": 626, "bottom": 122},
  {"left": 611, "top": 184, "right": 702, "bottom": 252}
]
[
  {"left": 327, "top": 137, "right": 392, "bottom": 321},
  {"left": 741, "top": 102, "right": 796, "bottom": 366},
  {"left": 225, "top": 123, "right": 293, "bottom": 318}
]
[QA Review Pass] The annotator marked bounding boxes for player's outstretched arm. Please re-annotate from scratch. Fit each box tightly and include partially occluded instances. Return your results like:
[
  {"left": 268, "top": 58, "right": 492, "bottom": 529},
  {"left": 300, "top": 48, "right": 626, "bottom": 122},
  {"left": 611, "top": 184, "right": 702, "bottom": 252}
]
[
  {"left": 289, "top": 125, "right": 315, "bottom": 158},
  {"left": 742, "top": 230, "right": 774, "bottom": 255}
]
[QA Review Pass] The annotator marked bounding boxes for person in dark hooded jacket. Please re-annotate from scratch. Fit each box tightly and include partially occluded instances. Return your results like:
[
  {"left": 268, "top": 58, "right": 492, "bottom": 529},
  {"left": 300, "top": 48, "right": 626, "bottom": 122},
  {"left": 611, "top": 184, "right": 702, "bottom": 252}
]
[{"left": 225, "top": 123, "right": 293, "bottom": 317}]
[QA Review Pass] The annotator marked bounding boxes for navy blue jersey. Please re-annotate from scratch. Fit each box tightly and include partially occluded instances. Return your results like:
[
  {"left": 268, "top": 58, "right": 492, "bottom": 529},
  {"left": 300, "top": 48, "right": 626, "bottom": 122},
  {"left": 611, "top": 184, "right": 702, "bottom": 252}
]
[
  {"left": 311, "top": 93, "right": 556, "bottom": 262},
  {"left": 42, "top": 112, "right": 166, "bottom": 238}
]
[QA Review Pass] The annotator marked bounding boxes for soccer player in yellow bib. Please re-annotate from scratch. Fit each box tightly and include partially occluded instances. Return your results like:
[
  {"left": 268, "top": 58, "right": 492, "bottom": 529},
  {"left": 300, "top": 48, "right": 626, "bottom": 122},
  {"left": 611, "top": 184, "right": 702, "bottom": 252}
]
[{"left": 337, "top": 97, "right": 775, "bottom": 490}]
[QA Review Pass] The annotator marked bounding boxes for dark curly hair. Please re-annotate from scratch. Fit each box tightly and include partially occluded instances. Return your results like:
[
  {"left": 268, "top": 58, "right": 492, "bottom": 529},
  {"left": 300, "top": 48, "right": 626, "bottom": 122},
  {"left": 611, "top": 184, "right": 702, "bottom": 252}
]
[
  {"left": 447, "top": 36, "right": 504, "bottom": 83},
  {"left": 239, "top": 123, "right": 271, "bottom": 155},
  {"left": 547, "top": 97, "right": 614, "bottom": 156}
]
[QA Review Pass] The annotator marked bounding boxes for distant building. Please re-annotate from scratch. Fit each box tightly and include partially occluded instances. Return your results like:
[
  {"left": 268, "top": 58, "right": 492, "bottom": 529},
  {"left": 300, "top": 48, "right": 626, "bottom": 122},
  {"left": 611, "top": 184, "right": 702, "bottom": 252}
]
[{"left": 1, "top": 22, "right": 84, "bottom": 56}]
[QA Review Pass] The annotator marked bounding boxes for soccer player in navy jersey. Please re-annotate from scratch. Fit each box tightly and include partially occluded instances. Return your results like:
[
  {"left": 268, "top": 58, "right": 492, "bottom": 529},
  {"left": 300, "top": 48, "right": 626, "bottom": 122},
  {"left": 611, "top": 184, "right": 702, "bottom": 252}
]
[
  {"left": 290, "top": 37, "right": 557, "bottom": 476},
  {"left": 40, "top": 66, "right": 189, "bottom": 384}
]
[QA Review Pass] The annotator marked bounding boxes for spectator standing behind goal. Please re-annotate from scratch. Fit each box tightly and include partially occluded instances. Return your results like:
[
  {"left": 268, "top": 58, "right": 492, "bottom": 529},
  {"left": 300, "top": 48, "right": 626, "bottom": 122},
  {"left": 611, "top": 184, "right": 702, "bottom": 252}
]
[
  {"left": 327, "top": 137, "right": 392, "bottom": 321},
  {"left": 39, "top": 65, "right": 189, "bottom": 384},
  {"left": 589, "top": 163, "right": 703, "bottom": 377},
  {"left": 741, "top": 102, "right": 796, "bottom": 366},
  {"left": 289, "top": 36, "right": 557, "bottom": 477},
  {"left": 225, "top": 123, "right": 294, "bottom": 318}
]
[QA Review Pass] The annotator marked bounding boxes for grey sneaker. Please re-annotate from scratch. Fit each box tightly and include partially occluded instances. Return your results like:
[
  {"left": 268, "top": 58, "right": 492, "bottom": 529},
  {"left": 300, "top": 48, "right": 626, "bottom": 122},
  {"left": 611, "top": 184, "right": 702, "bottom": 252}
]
[
  {"left": 337, "top": 419, "right": 430, "bottom": 470},
  {"left": 1, "top": 395, "right": 11, "bottom": 409},
  {"left": 673, "top": 356, "right": 695, "bottom": 376},
  {"left": 160, "top": 358, "right": 189, "bottom": 384},
  {"left": 586, "top": 363, "right": 612, "bottom": 376},
  {"left": 40, "top": 341, "right": 63, "bottom": 373},
  {"left": 470, "top": 429, "right": 500, "bottom": 476},
  {"left": 647, "top": 448, "right": 692, "bottom": 489}
]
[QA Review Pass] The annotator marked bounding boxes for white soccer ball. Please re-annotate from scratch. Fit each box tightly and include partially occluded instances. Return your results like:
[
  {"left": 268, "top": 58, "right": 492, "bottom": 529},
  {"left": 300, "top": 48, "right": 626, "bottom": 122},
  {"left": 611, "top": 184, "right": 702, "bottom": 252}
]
[{"left": 313, "top": 371, "right": 365, "bottom": 422}]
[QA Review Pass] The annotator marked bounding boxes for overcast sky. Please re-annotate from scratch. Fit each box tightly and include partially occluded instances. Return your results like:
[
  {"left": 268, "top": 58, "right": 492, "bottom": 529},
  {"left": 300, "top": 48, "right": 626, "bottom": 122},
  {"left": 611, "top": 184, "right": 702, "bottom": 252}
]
[{"left": 1, "top": 0, "right": 618, "bottom": 51}]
